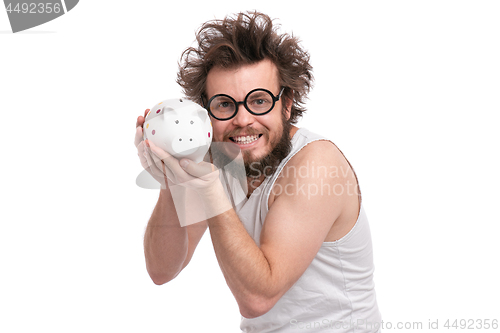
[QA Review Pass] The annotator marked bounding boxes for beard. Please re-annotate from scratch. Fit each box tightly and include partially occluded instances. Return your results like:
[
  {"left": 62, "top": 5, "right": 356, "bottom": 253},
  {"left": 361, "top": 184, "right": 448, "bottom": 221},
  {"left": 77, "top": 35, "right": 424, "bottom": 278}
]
[
  {"left": 244, "top": 114, "right": 292, "bottom": 179},
  {"left": 209, "top": 112, "right": 293, "bottom": 181}
]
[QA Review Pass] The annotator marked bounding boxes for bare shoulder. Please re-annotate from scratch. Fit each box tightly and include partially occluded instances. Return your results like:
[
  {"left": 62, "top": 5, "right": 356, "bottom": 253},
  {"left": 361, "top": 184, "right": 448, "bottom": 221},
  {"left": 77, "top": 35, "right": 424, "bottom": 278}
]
[
  {"left": 269, "top": 139, "right": 360, "bottom": 227},
  {"left": 279, "top": 139, "right": 355, "bottom": 181},
  {"left": 293, "top": 139, "right": 343, "bottom": 162}
]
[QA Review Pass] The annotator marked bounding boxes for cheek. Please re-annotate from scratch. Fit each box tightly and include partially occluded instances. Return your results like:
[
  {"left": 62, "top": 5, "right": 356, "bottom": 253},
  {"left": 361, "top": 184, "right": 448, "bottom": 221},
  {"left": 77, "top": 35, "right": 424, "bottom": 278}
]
[
  {"left": 211, "top": 123, "right": 226, "bottom": 141},
  {"left": 261, "top": 115, "right": 282, "bottom": 136}
]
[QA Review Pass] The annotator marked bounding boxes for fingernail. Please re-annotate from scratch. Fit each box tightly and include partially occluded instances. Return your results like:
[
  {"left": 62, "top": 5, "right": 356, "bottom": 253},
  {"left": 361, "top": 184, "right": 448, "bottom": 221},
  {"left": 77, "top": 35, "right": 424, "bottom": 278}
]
[{"left": 180, "top": 160, "right": 189, "bottom": 168}]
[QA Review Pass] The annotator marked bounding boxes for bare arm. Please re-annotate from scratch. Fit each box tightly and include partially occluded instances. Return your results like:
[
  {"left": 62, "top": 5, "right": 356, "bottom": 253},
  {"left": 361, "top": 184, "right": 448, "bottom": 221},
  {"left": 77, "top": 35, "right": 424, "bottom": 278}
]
[
  {"left": 146, "top": 129, "right": 356, "bottom": 316},
  {"left": 136, "top": 111, "right": 207, "bottom": 285},
  {"left": 196, "top": 141, "right": 354, "bottom": 318},
  {"left": 143, "top": 187, "right": 207, "bottom": 285}
]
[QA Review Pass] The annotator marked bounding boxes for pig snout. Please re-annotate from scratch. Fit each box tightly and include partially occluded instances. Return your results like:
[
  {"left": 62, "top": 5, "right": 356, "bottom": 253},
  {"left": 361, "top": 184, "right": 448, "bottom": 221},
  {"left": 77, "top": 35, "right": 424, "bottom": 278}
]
[{"left": 171, "top": 135, "right": 201, "bottom": 156}]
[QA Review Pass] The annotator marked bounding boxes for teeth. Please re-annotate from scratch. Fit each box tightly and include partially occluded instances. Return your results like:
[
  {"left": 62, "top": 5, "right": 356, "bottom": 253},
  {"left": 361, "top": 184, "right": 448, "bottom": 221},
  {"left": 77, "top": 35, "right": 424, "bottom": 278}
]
[{"left": 233, "top": 135, "right": 259, "bottom": 144}]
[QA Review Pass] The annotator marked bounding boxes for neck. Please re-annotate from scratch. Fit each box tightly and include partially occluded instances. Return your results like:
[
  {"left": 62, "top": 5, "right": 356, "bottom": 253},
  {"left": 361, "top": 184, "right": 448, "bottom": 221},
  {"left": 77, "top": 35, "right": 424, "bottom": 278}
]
[{"left": 246, "top": 175, "right": 265, "bottom": 197}]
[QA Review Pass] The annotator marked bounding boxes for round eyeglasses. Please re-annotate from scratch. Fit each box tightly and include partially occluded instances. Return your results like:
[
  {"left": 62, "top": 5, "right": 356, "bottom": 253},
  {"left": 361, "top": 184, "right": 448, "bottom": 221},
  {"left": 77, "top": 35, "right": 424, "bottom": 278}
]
[{"left": 203, "top": 88, "right": 285, "bottom": 121}]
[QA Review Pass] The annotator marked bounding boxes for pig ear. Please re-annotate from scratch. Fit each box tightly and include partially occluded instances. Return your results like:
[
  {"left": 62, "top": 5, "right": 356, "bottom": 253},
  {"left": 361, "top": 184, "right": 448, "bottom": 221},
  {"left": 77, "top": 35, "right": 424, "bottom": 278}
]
[
  {"left": 197, "top": 109, "right": 208, "bottom": 120},
  {"left": 151, "top": 106, "right": 173, "bottom": 117}
]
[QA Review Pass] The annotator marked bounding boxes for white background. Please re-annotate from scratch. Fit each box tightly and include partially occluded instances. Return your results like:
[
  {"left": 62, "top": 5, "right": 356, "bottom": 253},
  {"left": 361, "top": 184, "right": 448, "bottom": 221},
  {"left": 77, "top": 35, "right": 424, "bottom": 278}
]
[{"left": 1, "top": 1, "right": 499, "bottom": 332}]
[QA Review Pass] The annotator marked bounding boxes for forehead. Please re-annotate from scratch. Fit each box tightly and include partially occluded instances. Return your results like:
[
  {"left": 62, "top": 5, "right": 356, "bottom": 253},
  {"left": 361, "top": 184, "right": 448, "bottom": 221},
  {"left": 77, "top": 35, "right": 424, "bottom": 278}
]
[{"left": 206, "top": 59, "right": 280, "bottom": 97}]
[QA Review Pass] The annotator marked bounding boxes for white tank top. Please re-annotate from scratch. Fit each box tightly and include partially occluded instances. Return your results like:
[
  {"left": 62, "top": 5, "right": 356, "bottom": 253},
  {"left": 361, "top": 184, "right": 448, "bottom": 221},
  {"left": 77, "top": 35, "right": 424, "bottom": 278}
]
[{"left": 227, "top": 128, "right": 381, "bottom": 333}]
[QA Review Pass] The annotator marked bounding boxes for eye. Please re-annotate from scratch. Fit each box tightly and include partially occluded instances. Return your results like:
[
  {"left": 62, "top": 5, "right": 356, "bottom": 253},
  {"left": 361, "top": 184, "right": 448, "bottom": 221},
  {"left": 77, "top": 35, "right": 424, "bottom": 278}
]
[
  {"left": 253, "top": 97, "right": 270, "bottom": 104},
  {"left": 190, "top": 120, "right": 194, "bottom": 124},
  {"left": 210, "top": 96, "right": 235, "bottom": 114},
  {"left": 249, "top": 97, "right": 271, "bottom": 107},
  {"left": 175, "top": 120, "right": 179, "bottom": 124}
]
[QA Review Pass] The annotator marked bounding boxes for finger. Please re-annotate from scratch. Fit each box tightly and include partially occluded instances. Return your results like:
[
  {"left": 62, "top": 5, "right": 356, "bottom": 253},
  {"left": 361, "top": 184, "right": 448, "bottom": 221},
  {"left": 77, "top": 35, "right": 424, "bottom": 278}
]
[
  {"left": 143, "top": 146, "right": 158, "bottom": 172},
  {"left": 136, "top": 115, "right": 144, "bottom": 128},
  {"left": 138, "top": 139, "right": 170, "bottom": 188},
  {"left": 147, "top": 145, "right": 176, "bottom": 180},
  {"left": 137, "top": 141, "right": 149, "bottom": 169},
  {"left": 160, "top": 160, "right": 175, "bottom": 183},
  {"left": 144, "top": 147, "right": 169, "bottom": 180},
  {"left": 146, "top": 139, "right": 174, "bottom": 163},
  {"left": 136, "top": 109, "right": 149, "bottom": 128},
  {"left": 179, "top": 159, "right": 218, "bottom": 178},
  {"left": 139, "top": 141, "right": 157, "bottom": 174},
  {"left": 134, "top": 126, "right": 144, "bottom": 148},
  {"left": 147, "top": 146, "right": 166, "bottom": 176},
  {"left": 147, "top": 140, "right": 188, "bottom": 177},
  {"left": 146, "top": 147, "right": 175, "bottom": 182}
]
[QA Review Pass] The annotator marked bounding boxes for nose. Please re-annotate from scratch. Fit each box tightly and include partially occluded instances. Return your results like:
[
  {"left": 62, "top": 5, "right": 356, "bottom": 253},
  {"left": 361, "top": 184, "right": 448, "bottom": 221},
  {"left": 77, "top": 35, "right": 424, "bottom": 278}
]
[{"left": 231, "top": 103, "right": 255, "bottom": 128}]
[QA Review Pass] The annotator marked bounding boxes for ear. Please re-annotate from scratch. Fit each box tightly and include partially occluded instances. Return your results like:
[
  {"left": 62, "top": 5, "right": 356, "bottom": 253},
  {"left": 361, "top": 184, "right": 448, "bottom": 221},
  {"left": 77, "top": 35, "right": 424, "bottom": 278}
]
[{"left": 283, "top": 90, "right": 293, "bottom": 121}]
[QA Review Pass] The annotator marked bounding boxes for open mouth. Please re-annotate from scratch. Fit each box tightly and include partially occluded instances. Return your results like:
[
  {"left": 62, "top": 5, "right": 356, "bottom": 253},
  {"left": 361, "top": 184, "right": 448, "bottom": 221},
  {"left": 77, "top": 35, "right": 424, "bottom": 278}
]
[{"left": 230, "top": 134, "right": 263, "bottom": 145}]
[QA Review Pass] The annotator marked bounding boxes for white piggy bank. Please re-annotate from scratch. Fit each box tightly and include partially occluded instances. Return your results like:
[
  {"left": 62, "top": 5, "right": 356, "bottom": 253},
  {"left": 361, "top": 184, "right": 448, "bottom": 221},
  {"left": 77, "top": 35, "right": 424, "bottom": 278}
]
[{"left": 143, "top": 98, "right": 213, "bottom": 163}]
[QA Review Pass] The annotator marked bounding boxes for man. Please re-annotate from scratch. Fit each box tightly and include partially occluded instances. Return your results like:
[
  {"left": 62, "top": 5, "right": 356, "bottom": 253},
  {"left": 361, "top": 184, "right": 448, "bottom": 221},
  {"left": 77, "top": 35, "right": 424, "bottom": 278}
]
[{"left": 135, "top": 11, "right": 381, "bottom": 333}]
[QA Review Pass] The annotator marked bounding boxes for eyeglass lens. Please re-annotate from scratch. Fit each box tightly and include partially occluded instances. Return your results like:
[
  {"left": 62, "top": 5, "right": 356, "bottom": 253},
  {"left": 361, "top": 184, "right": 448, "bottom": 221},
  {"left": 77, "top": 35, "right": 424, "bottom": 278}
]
[{"left": 209, "top": 89, "right": 276, "bottom": 119}]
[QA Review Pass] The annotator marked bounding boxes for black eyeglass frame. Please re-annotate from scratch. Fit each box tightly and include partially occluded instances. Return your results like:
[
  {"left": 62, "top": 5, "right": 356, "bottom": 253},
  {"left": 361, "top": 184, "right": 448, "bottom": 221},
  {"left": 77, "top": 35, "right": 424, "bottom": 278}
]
[{"left": 202, "top": 87, "right": 285, "bottom": 121}]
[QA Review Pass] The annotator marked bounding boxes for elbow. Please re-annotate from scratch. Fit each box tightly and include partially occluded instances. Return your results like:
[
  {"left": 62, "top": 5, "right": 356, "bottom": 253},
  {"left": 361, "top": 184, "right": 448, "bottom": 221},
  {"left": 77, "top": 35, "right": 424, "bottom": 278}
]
[
  {"left": 240, "top": 308, "right": 267, "bottom": 319},
  {"left": 148, "top": 270, "right": 179, "bottom": 286},
  {"left": 145, "top": 260, "right": 184, "bottom": 285},
  {"left": 239, "top": 295, "right": 277, "bottom": 319},
  {"left": 151, "top": 276, "right": 170, "bottom": 285},
  {"left": 148, "top": 273, "right": 168, "bottom": 285}
]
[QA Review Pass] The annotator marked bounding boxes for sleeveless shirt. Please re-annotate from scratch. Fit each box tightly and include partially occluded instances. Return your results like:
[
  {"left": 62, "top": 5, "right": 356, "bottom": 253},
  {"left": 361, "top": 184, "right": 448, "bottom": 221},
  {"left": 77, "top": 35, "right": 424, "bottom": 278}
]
[{"left": 225, "top": 127, "right": 381, "bottom": 333}]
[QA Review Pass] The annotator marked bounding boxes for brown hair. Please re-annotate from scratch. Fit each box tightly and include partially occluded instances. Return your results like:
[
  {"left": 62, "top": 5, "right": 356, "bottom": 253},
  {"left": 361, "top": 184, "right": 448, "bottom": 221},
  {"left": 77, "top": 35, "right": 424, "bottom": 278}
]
[{"left": 177, "top": 11, "right": 313, "bottom": 124}]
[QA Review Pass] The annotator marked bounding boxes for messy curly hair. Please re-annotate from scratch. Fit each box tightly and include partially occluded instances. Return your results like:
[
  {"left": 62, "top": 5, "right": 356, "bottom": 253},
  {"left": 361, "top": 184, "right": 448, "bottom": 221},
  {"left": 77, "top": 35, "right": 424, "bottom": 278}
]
[{"left": 177, "top": 11, "right": 313, "bottom": 124}]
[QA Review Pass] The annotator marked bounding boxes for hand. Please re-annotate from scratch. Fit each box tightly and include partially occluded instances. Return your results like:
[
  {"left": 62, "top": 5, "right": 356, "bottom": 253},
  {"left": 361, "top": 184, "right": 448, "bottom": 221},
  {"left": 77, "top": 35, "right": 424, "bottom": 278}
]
[
  {"left": 135, "top": 108, "right": 221, "bottom": 193},
  {"left": 145, "top": 139, "right": 221, "bottom": 196},
  {"left": 135, "top": 108, "right": 232, "bottom": 219},
  {"left": 135, "top": 109, "right": 169, "bottom": 189},
  {"left": 145, "top": 132, "right": 233, "bottom": 220}
]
